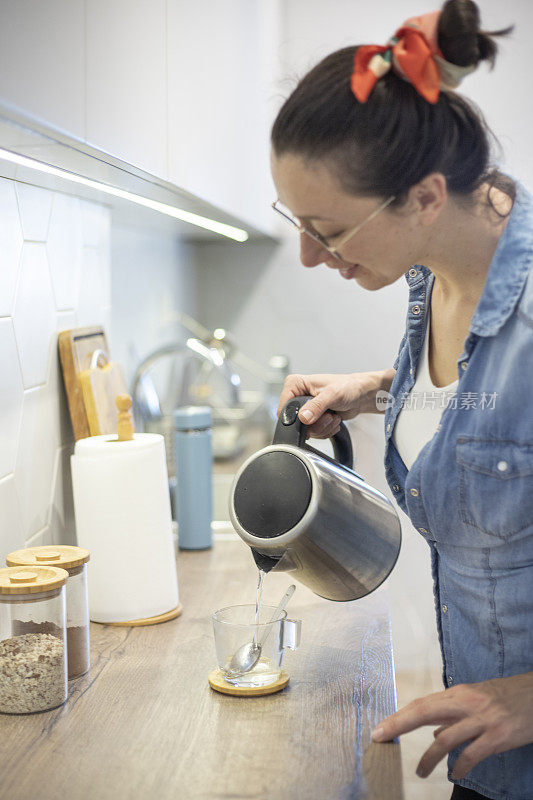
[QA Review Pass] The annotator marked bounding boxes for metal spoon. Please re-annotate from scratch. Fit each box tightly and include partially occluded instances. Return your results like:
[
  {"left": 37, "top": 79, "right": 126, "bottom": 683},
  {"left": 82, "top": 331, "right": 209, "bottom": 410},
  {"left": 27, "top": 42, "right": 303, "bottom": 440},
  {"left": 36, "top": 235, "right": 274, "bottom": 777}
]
[{"left": 225, "top": 585, "right": 296, "bottom": 678}]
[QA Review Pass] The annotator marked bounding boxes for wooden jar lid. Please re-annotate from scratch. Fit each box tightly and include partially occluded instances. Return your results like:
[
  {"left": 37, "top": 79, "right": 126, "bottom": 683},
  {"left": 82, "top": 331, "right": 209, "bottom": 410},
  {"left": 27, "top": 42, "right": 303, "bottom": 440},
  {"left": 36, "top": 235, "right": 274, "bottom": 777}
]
[
  {"left": 0, "top": 566, "right": 69, "bottom": 594},
  {"left": 6, "top": 545, "right": 90, "bottom": 571}
]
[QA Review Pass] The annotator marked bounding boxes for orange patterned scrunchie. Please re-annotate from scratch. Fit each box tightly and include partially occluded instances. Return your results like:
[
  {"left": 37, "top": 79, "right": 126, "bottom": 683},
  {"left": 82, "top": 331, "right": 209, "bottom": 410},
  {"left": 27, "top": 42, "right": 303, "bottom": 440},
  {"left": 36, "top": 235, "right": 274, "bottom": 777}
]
[{"left": 351, "top": 10, "right": 476, "bottom": 104}]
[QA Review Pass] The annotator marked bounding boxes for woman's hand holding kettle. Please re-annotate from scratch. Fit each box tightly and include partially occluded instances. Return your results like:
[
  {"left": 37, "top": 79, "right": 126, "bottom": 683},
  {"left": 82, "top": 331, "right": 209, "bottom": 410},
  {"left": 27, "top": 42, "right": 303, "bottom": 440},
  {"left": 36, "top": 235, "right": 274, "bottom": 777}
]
[{"left": 277, "top": 369, "right": 396, "bottom": 439}]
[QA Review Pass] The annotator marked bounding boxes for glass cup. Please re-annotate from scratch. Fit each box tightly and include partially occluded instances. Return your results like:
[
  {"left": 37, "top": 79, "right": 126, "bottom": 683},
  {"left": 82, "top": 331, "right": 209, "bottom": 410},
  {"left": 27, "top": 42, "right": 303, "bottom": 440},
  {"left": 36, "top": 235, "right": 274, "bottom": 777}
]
[{"left": 212, "top": 603, "right": 301, "bottom": 688}]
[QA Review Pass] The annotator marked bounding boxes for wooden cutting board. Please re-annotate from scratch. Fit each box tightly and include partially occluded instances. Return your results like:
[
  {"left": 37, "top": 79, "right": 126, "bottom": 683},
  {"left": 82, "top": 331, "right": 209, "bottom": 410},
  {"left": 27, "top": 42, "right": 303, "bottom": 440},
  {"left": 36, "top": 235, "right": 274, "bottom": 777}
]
[{"left": 58, "top": 327, "right": 129, "bottom": 440}]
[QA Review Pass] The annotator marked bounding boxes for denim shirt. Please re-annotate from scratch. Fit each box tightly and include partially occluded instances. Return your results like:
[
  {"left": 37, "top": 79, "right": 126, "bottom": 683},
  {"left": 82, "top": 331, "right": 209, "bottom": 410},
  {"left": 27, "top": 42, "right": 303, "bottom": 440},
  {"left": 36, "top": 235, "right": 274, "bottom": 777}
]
[{"left": 384, "top": 180, "right": 533, "bottom": 800}]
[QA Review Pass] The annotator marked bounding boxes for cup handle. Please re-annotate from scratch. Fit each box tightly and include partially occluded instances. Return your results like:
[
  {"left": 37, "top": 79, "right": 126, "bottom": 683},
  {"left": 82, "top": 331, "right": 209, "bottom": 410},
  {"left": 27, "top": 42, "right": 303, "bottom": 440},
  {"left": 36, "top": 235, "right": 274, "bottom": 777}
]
[{"left": 281, "top": 618, "right": 301, "bottom": 651}]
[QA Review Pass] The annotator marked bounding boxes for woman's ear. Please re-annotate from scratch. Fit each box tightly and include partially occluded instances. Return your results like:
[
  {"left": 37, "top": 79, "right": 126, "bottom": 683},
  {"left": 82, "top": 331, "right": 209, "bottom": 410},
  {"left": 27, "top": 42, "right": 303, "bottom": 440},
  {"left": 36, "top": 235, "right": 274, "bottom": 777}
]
[{"left": 408, "top": 173, "right": 448, "bottom": 225}]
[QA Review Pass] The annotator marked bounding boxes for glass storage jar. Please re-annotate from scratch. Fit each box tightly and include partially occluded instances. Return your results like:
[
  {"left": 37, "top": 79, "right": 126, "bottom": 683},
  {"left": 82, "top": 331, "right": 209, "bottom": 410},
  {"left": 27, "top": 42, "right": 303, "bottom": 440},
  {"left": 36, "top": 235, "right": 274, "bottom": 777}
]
[
  {"left": 6, "top": 546, "right": 90, "bottom": 679},
  {"left": 0, "top": 566, "right": 68, "bottom": 714}
]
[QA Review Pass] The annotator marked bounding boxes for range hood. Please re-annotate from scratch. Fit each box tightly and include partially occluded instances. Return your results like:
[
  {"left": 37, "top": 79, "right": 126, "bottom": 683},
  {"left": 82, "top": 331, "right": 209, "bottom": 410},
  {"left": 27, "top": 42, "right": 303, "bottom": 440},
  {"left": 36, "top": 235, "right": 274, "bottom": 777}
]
[{"left": 0, "top": 99, "right": 276, "bottom": 243}]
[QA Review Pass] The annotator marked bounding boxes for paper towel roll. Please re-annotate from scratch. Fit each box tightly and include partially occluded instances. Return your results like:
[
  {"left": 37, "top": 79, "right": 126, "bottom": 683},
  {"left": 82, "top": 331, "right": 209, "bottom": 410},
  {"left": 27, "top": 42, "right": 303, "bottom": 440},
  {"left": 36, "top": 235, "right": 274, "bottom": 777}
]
[{"left": 71, "top": 433, "right": 179, "bottom": 623}]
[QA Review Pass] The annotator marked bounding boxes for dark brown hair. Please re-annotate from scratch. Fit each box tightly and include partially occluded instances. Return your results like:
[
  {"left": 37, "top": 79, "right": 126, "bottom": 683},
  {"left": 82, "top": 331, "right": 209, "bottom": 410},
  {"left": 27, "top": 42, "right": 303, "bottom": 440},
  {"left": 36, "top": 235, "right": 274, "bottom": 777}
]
[{"left": 271, "top": 0, "right": 515, "bottom": 214}]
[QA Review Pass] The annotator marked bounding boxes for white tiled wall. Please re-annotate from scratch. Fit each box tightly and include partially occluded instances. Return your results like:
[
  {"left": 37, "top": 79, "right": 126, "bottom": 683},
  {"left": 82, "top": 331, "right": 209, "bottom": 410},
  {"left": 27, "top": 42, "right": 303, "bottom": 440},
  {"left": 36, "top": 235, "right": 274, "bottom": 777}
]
[{"left": 0, "top": 175, "right": 111, "bottom": 554}]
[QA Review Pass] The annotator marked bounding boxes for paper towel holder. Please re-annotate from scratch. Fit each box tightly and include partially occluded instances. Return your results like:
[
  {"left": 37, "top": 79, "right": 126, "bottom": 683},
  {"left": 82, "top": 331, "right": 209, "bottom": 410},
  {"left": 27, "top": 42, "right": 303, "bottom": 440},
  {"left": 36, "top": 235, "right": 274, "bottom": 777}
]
[
  {"left": 72, "top": 395, "right": 183, "bottom": 627},
  {"left": 112, "top": 395, "right": 184, "bottom": 625}
]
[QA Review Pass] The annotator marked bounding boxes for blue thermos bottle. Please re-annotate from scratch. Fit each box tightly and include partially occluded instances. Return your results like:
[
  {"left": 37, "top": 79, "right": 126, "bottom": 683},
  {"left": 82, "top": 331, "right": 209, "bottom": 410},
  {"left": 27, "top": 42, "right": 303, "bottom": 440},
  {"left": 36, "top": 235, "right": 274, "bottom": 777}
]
[{"left": 173, "top": 406, "right": 213, "bottom": 550}]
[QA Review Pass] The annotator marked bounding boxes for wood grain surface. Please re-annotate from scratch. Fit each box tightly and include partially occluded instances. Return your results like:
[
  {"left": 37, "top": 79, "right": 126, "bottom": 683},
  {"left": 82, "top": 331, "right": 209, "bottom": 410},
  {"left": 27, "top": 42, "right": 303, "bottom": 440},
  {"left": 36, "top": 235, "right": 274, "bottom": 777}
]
[{"left": 0, "top": 538, "right": 403, "bottom": 800}]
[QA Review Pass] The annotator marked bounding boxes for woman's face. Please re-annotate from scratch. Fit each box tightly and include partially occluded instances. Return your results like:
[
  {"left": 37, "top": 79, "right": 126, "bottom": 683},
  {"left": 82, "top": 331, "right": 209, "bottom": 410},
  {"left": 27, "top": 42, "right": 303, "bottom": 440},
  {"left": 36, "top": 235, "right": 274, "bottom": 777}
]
[{"left": 271, "top": 152, "right": 425, "bottom": 291}]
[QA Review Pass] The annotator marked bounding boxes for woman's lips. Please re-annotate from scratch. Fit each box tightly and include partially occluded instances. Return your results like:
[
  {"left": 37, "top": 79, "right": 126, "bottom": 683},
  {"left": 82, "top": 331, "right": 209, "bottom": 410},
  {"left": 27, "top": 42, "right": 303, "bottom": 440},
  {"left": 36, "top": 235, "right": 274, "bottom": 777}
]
[
  {"left": 324, "top": 261, "right": 360, "bottom": 279},
  {"left": 339, "top": 265, "right": 359, "bottom": 279}
]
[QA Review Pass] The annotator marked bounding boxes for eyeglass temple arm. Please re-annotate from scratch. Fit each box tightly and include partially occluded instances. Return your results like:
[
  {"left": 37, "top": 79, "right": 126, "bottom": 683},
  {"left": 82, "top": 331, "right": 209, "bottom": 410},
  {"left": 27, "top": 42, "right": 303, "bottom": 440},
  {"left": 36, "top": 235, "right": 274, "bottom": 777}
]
[{"left": 334, "top": 195, "right": 396, "bottom": 249}]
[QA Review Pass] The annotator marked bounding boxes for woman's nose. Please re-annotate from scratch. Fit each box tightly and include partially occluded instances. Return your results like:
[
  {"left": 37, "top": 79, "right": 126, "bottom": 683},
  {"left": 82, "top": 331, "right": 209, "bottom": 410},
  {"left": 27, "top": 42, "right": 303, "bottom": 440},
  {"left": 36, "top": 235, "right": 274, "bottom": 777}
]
[{"left": 299, "top": 233, "right": 329, "bottom": 268}]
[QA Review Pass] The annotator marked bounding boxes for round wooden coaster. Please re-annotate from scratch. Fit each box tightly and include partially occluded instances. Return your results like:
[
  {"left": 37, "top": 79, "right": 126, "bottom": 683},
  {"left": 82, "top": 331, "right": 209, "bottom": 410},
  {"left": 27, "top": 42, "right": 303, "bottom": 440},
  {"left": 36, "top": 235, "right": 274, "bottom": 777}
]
[
  {"left": 208, "top": 668, "right": 289, "bottom": 697},
  {"left": 93, "top": 603, "right": 183, "bottom": 627}
]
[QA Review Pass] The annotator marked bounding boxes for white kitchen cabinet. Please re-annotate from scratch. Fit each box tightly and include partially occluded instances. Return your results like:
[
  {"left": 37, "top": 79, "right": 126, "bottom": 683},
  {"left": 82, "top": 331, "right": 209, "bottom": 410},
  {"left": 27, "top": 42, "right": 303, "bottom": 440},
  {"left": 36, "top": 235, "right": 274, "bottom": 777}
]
[
  {"left": 0, "top": 0, "right": 278, "bottom": 236},
  {"left": 167, "top": 0, "right": 279, "bottom": 232},
  {"left": 85, "top": 0, "right": 168, "bottom": 179},
  {"left": 0, "top": 0, "right": 85, "bottom": 140}
]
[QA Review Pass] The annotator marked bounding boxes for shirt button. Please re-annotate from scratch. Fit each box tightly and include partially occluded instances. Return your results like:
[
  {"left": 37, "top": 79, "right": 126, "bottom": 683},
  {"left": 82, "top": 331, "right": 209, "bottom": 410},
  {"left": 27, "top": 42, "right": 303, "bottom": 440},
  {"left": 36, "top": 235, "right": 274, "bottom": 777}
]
[
  {"left": 409, "top": 368, "right": 413, "bottom": 376},
  {"left": 393, "top": 484, "right": 400, "bottom": 492},
  {"left": 410, "top": 488, "right": 419, "bottom": 497},
  {"left": 412, "top": 305, "right": 421, "bottom": 315},
  {"left": 461, "top": 361, "right": 468, "bottom": 370},
  {"left": 419, "top": 527, "right": 427, "bottom": 533},
  {"left": 497, "top": 460, "right": 508, "bottom": 472},
  {"left": 387, "top": 423, "right": 391, "bottom": 432},
  {"left": 448, "top": 675, "right": 454, "bottom": 685},
  {"left": 408, "top": 268, "right": 418, "bottom": 278},
  {"left": 442, "top": 604, "right": 448, "bottom": 613}
]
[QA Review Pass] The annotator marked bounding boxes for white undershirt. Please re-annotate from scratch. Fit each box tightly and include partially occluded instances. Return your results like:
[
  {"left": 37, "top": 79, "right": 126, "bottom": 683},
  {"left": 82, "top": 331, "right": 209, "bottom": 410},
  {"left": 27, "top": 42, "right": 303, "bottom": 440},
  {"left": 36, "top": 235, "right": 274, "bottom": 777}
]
[{"left": 392, "top": 313, "right": 459, "bottom": 471}]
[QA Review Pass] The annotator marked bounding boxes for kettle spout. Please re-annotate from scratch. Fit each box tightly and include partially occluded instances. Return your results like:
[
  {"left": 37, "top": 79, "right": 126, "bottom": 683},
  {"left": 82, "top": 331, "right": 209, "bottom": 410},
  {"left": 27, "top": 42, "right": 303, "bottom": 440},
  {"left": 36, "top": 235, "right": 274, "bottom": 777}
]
[
  {"left": 252, "top": 548, "right": 300, "bottom": 574},
  {"left": 251, "top": 549, "right": 281, "bottom": 574}
]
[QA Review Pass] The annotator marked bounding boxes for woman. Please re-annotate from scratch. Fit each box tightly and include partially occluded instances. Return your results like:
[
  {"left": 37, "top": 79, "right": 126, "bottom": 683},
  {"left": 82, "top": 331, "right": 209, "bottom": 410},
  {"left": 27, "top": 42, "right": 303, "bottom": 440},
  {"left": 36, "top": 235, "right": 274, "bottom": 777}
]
[{"left": 271, "top": 2, "right": 533, "bottom": 799}]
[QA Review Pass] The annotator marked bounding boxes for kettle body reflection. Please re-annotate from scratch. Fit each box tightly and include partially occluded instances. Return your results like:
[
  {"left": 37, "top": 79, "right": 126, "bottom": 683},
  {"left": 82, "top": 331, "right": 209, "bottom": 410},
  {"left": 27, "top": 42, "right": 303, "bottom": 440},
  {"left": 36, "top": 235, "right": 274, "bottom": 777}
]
[{"left": 229, "top": 396, "right": 401, "bottom": 601}]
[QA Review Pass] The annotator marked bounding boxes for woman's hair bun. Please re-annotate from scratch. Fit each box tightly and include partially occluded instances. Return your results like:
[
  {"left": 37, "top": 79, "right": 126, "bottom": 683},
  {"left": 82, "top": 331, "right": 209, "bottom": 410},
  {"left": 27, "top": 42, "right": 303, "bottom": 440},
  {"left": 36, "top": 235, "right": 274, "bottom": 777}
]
[{"left": 438, "top": 0, "right": 514, "bottom": 69}]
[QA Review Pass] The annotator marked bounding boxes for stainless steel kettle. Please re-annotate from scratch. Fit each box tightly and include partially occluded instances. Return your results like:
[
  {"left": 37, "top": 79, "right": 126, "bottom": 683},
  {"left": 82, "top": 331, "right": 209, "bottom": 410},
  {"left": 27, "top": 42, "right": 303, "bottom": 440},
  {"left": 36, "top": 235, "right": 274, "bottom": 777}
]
[{"left": 229, "top": 396, "right": 401, "bottom": 601}]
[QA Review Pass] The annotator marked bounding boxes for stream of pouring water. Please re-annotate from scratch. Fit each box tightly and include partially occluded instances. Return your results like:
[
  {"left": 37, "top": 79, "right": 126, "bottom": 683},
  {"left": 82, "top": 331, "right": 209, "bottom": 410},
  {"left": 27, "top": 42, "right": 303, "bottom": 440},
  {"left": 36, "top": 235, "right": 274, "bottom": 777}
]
[{"left": 253, "top": 569, "right": 266, "bottom": 644}]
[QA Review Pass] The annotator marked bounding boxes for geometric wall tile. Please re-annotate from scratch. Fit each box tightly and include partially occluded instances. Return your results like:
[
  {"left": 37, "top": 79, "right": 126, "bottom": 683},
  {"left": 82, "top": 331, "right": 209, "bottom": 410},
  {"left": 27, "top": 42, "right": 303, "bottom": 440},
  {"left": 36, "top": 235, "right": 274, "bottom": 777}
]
[
  {"left": 0, "top": 178, "right": 23, "bottom": 316},
  {"left": 80, "top": 198, "right": 108, "bottom": 247},
  {"left": 49, "top": 445, "right": 76, "bottom": 547},
  {"left": 13, "top": 243, "right": 57, "bottom": 388},
  {"left": 56, "top": 309, "right": 78, "bottom": 338},
  {"left": 77, "top": 245, "right": 110, "bottom": 327},
  {"left": 47, "top": 193, "right": 82, "bottom": 310},
  {"left": 0, "top": 181, "right": 112, "bottom": 559},
  {"left": 25, "top": 526, "right": 54, "bottom": 548},
  {"left": 101, "top": 207, "right": 111, "bottom": 258},
  {"left": 0, "top": 475, "right": 25, "bottom": 555},
  {"left": 99, "top": 210, "right": 111, "bottom": 293},
  {"left": 49, "top": 310, "right": 77, "bottom": 447},
  {"left": 14, "top": 385, "right": 60, "bottom": 541},
  {"left": 101, "top": 306, "right": 112, "bottom": 347},
  {"left": 0, "top": 319, "right": 24, "bottom": 479},
  {"left": 15, "top": 183, "right": 53, "bottom": 241}
]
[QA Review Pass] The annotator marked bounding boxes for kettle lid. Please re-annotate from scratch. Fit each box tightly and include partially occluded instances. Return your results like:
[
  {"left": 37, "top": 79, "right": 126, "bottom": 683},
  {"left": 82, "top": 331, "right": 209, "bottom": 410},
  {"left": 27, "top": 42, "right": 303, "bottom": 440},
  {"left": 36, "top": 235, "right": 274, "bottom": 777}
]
[{"left": 233, "top": 451, "right": 312, "bottom": 538}]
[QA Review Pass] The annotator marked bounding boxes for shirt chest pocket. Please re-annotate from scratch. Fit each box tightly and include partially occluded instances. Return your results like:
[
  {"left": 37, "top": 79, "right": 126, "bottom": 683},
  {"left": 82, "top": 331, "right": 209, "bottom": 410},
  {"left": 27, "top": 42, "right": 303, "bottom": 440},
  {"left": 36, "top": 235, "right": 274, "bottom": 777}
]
[{"left": 457, "top": 437, "right": 533, "bottom": 539}]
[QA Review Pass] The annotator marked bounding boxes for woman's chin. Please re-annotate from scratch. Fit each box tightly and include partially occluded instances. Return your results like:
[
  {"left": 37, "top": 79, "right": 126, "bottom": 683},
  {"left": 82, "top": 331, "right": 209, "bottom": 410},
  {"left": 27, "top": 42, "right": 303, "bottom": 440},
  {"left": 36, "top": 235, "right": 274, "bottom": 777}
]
[
  {"left": 337, "top": 263, "right": 395, "bottom": 291},
  {"left": 353, "top": 269, "right": 389, "bottom": 291}
]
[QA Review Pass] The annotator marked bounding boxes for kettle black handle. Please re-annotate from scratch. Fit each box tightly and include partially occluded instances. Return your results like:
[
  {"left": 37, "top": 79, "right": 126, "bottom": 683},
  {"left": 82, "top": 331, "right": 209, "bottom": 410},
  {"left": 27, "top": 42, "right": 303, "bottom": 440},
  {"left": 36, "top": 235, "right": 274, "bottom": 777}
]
[{"left": 273, "top": 395, "right": 354, "bottom": 469}]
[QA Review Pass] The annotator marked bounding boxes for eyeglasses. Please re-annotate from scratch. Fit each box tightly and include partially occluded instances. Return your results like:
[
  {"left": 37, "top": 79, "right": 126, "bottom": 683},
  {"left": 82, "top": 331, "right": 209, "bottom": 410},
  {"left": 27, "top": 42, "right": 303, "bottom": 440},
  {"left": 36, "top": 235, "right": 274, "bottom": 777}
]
[{"left": 271, "top": 194, "right": 396, "bottom": 264}]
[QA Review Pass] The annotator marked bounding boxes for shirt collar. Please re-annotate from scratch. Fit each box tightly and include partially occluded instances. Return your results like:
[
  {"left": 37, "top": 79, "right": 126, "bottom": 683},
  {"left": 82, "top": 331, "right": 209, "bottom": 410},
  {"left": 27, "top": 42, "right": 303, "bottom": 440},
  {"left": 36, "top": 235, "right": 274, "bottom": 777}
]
[
  {"left": 404, "top": 179, "right": 533, "bottom": 337},
  {"left": 470, "top": 179, "right": 533, "bottom": 337}
]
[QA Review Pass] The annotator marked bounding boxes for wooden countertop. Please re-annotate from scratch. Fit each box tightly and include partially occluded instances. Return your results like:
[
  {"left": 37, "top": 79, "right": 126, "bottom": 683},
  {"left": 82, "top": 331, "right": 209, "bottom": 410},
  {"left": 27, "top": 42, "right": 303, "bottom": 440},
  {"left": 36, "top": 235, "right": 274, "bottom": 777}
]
[{"left": 0, "top": 538, "right": 403, "bottom": 800}]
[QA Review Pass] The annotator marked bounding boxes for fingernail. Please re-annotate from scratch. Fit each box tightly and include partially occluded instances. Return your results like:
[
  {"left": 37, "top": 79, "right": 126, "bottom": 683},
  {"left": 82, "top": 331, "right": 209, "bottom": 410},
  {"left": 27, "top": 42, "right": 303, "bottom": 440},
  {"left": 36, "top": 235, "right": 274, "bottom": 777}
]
[
  {"left": 372, "top": 727, "right": 384, "bottom": 742},
  {"left": 416, "top": 766, "right": 426, "bottom": 778},
  {"left": 300, "top": 410, "right": 312, "bottom": 422}
]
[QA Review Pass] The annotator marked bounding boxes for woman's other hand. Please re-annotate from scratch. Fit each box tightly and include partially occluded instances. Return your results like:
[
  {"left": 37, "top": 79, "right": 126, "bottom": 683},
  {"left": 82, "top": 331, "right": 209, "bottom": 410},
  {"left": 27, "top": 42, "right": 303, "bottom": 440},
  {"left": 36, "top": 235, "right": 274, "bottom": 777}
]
[
  {"left": 277, "top": 369, "right": 395, "bottom": 439},
  {"left": 372, "top": 672, "right": 533, "bottom": 780}
]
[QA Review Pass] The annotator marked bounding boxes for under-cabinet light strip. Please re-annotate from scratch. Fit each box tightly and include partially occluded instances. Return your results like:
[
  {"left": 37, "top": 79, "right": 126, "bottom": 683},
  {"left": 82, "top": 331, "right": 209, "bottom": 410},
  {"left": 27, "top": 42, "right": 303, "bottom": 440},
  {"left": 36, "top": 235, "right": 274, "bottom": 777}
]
[{"left": 0, "top": 147, "right": 249, "bottom": 242}]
